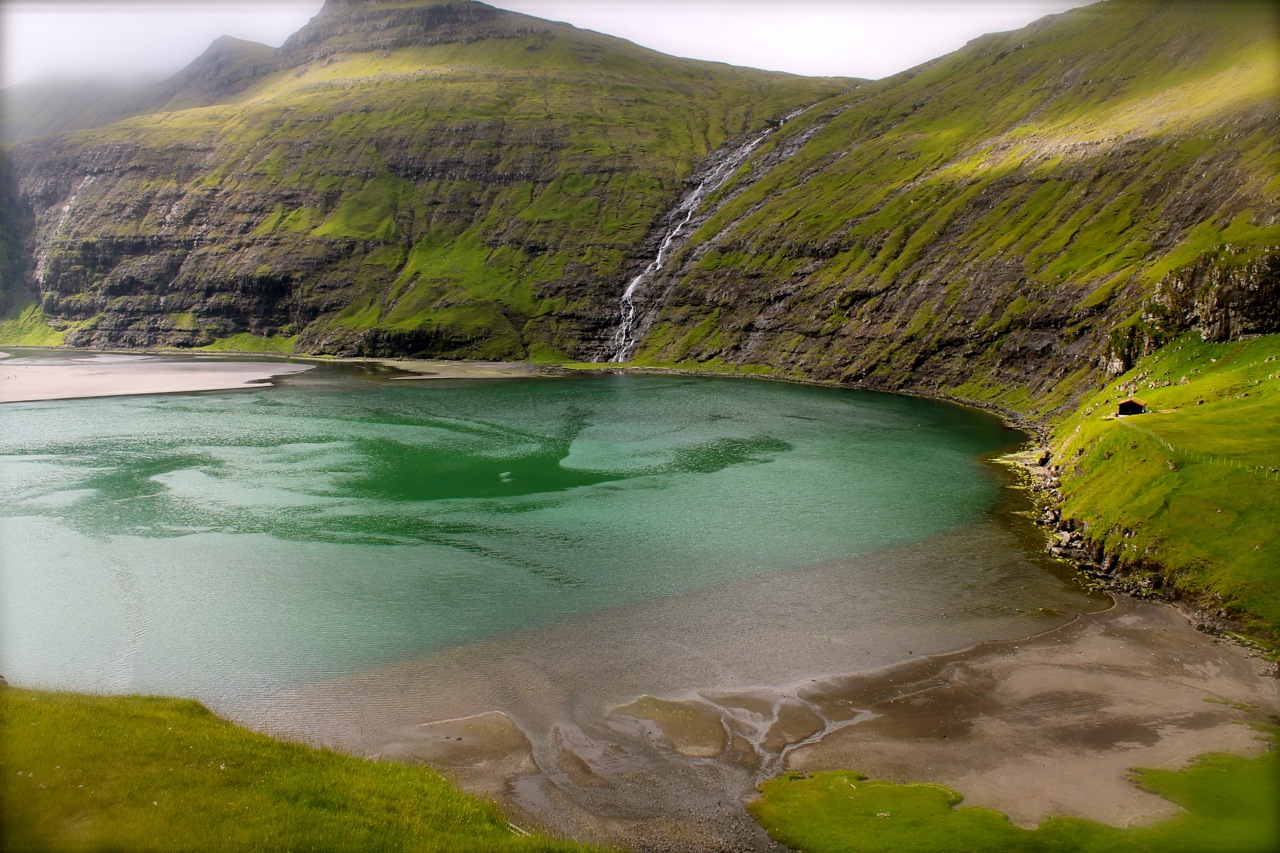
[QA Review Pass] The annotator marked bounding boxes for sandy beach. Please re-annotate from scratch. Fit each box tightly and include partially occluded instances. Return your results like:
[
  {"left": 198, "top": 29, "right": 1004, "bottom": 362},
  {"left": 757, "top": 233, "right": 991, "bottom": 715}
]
[
  {"left": 782, "top": 596, "right": 1277, "bottom": 828},
  {"left": 226, "top": 584, "right": 1278, "bottom": 851},
  {"left": 0, "top": 351, "right": 314, "bottom": 403},
  {"left": 0, "top": 350, "right": 570, "bottom": 404},
  {"left": 0, "top": 348, "right": 576, "bottom": 404}
]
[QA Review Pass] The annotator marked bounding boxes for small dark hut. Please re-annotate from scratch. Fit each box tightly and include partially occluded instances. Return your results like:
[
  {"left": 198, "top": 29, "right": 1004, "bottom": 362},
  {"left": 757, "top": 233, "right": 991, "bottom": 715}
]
[{"left": 1117, "top": 397, "right": 1147, "bottom": 416}]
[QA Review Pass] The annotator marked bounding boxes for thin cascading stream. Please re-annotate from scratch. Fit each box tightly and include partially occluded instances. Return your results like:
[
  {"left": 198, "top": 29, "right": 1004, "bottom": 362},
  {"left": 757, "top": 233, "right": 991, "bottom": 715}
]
[{"left": 608, "top": 114, "right": 802, "bottom": 363}]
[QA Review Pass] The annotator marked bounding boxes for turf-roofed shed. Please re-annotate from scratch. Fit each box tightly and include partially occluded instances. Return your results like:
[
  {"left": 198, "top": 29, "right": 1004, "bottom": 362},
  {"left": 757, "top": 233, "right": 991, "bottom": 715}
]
[{"left": 1117, "top": 398, "right": 1147, "bottom": 416}]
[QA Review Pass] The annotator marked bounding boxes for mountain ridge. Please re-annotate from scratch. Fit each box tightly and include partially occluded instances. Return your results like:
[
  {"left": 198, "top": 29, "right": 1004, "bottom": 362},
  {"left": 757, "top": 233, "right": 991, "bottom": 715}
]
[
  {"left": 0, "top": 0, "right": 851, "bottom": 359},
  {"left": 616, "top": 0, "right": 1278, "bottom": 417},
  {"left": 2, "top": 0, "right": 1274, "bottom": 389}
]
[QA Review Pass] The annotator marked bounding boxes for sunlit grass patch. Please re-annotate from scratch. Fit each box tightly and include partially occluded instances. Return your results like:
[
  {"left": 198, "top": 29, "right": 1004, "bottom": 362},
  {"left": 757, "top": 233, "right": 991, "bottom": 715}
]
[
  {"left": 0, "top": 688, "right": 597, "bottom": 852},
  {"left": 0, "top": 303, "right": 65, "bottom": 347},
  {"left": 1053, "top": 333, "right": 1280, "bottom": 638},
  {"left": 197, "top": 333, "right": 299, "bottom": 354}
]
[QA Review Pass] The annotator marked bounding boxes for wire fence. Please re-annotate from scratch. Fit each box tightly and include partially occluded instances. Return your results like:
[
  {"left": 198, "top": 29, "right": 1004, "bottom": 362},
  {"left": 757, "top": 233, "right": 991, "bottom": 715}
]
[{"left": 1119, "top": 418, "right": 1280, "bottom": 482}]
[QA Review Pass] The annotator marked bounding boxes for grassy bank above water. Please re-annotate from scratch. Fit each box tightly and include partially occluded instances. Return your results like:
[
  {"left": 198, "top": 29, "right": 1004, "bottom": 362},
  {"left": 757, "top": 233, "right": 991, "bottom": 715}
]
[
  {"left": 1051, "top": 332, "right": 1280, "bottom": 643},
  {"left": 0, "top": 687, "right": 597, "bottom": 852}
]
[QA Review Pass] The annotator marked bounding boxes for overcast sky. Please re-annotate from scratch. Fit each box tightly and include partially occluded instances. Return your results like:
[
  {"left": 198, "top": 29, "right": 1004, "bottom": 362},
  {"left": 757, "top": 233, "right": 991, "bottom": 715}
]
[{"left": 1, "top": 0, "right": 1094, "bottom": 89}]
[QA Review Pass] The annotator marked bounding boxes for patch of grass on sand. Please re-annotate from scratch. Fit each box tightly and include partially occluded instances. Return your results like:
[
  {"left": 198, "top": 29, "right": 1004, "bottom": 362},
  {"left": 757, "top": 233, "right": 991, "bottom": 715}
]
[
  {"left": 1052, "top": 332, "right": 1280, "bottom": 641},
  {"left": 0, "top": 687, "right": 597, "bottom": 852},
  {"left": 752, "top": 725, "right": 1280, "bottom": 852}
]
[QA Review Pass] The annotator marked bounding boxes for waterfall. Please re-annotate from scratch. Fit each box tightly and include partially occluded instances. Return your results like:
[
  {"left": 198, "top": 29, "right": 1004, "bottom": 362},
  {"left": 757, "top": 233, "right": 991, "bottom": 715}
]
[
  {"left": 35, "top": 175, "right": 96, "bottom": 287},
  {"left": 607, "top": 113, "right": 802, "bottom": 363}
]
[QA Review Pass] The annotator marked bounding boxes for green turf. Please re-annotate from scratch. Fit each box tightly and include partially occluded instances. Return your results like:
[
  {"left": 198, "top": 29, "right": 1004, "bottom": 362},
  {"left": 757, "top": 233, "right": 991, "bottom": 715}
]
[
  {"left": 197, "top": 333, "right": 299, "bottom": 354},
  {"left": 1052, "top": 332, "right": 1280, "bottom": 640},
  {"left": 751, "top": 724, "right": 1280, "bottom": 853},
  {"left": 0, "top": 302, "right": 66, "bottom": 347},
  {"left": 0, "top": 687, "right": 598, "bottom": 852}
]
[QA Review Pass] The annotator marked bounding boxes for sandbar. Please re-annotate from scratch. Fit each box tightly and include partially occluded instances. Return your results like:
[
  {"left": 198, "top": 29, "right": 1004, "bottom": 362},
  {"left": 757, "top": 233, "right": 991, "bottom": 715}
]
[
  {"left": 0, "top": 352, "right": 313, "bottom": 403},
  {"left": 782, "top": 596, "right": 1279, "bottom": 828},
  {"left": 376, "top": 358, "right": 568, "bottom": 381}
]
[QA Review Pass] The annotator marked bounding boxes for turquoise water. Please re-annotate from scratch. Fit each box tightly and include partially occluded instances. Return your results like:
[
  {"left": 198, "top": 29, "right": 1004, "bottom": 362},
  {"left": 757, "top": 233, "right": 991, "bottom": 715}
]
[{"left": 1, "top": 365, "right": 1071, "bottom": 700}]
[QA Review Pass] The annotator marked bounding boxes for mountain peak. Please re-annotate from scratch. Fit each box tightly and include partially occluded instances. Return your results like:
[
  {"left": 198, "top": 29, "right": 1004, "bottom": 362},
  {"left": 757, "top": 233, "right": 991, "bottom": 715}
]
[
  {"left": 144, "top": 33, "right": 279, "bottom": 112},
  {"left": 278, "top": 0, "right": 535, "bottom": 64}
]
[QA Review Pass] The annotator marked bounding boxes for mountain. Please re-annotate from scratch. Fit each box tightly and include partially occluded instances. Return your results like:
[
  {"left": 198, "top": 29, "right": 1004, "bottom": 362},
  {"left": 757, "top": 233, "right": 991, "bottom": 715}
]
[
  {"left": 0, "top": 0, "right": 851, "bottom": 358},
  {"left": 0, "top": 36, "right": 280, "bottom": 145},
  {"left": 4, "top": 0, "right": 1273, "bottom": 396},
  {"left": 615, "top": 0, "right": 1279, "bottom": 418}
]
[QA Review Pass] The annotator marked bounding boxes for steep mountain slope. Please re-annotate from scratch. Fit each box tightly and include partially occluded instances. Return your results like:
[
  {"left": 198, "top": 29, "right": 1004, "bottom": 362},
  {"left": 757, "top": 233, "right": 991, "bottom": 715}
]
[
  {"left": 0, "top": 0, "right": 850, "bottom": 357},
  {"left": 620, "top": 0, "right": 1279, "bottom": 418}
]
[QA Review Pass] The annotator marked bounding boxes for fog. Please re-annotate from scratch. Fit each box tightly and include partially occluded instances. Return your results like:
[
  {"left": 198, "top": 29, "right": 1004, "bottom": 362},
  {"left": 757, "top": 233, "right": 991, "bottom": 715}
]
[{"left": 2, "top": 0, "right": 1092, "bottom": 89}]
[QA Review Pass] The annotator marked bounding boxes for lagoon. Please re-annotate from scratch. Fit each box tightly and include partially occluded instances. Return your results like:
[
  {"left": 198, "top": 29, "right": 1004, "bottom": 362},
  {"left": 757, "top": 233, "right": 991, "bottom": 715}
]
[
  {"left": 1, "top": 356, "right": 1113, "bottom": 844},
  {"left": 1, "top": 361, "right": 1097, "bottom": 700}
]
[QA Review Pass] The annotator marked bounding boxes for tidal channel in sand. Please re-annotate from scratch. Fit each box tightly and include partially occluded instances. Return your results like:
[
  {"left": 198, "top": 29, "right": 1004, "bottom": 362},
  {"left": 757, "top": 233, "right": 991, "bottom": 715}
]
[{"left": 222, "top": 544, "right": 1278, "bottom": 851}]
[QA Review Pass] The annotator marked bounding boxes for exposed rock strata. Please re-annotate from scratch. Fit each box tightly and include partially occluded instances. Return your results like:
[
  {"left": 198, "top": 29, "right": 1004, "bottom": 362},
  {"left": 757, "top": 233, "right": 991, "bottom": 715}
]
[
  {"left": 5, "top": 0, "right": 846, "bottom": 358},
  {"left": 1, "top": 0, "right": 1277, "bottom": 413}
]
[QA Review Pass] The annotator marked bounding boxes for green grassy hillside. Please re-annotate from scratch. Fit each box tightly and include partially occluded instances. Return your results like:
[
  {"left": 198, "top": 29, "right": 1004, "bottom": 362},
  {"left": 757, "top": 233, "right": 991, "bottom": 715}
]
[
  {"left": 3, "top": 0, "right": 847, "bottom": 357},
  {"left": 0, "top": 687, "right": 597, "bottom": 852},
  {"left": 625, "top": 0, "right": 1278, "bottom": 416},
  {"left": 1052, "top": 333, "right": 1280, "bottom": 639}
]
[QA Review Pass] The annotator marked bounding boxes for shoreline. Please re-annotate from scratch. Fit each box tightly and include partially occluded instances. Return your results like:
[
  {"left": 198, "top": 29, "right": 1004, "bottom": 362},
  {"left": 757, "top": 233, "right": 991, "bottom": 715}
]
[
  {"left": 6, "top": 347, "right": 1277, "bottom": 849},
  {"left": 0, "top": 348, "right": 573, "bottom": 404},
  {"left": 996, "top": 442, "right": 1264, "bottom": 648},
  {"left": 0, "top": 350, "right": 315, "bottom": 403},
  {"left": 218, "top": 590, "right": 1278, "bottom": 852},
  {"left": 778, "top": 594, "right": 1278, "bottom": 828}
]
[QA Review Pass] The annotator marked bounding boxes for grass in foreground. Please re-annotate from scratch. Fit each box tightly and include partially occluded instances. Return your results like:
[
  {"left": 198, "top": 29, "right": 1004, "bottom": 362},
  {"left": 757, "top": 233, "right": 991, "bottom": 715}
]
[
  {"left": 0, "top": 687, "right": 599, "bottom": 852},
  {"left": 751, "top": 724, "right": 1280, "bottom": 853},
  {"left": 1051, "top": 332, "right": 1280, "bottom": 641}
]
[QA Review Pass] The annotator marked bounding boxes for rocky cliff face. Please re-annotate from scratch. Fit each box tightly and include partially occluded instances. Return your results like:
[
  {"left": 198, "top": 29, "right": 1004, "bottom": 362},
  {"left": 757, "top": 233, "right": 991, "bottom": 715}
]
[
  {"left": 1149, "top": 251, "right": 1280, "bottom": 344},
  {"left": 3, "top": 0, "right": 847, "bottom": 357},
  {"left": 2, "top": 0, "right": 1276, "bottom": 415},
  {"left": 0, "top": 151, "right": 26, "bottom": 308},
  {"left": 612, "top": 0, "right": 1279, "bottom": 416}
]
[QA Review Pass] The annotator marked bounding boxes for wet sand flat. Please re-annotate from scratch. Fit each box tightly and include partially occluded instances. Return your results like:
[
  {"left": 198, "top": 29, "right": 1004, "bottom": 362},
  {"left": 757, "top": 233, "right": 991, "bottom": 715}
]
[
  {"left": 0, "top": 350, "right": 565, "bottom": 404},
  {"left": 785, "top": 596, "right": 1278, "bottom": 829},
  {"left": 224, "top": 562, "right": 1278, "bottom": 851},
  {"left": 0, "top": 352, "right": 313, "bottom": 402}
]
